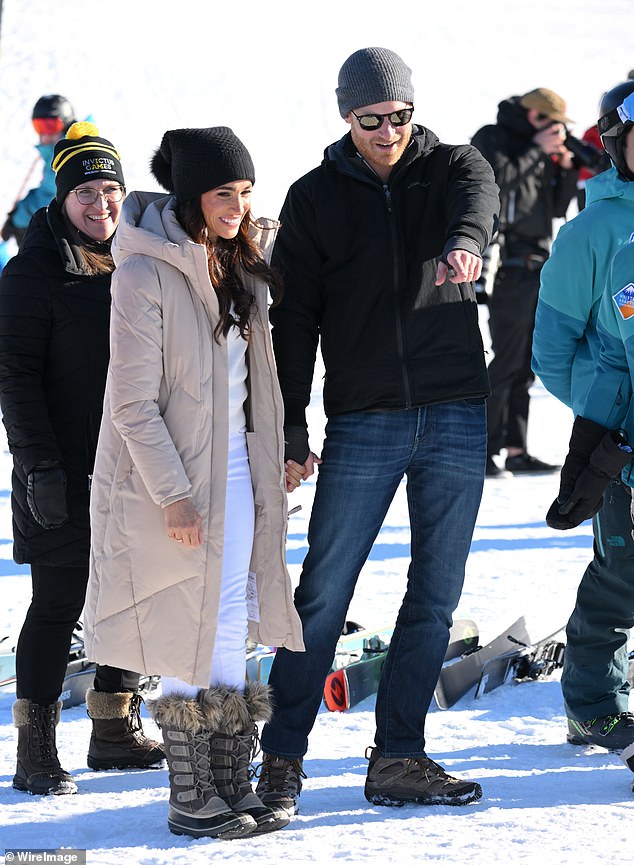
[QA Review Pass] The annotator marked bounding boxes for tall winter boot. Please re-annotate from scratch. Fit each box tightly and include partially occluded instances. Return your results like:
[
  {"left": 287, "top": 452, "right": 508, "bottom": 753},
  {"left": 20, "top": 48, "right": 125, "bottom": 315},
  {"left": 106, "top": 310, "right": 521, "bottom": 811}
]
[
  {"left": 208, "top": 683, "right": 290, "bottom": 834},
  {"left": 12, "top": 699, "right": 77, "bottom": 795},
  {"left": 86, "top": 689, "right": 165, "bottom": 770},
  {"left": 149, "top": 691, "right": 256, "bottom": 840}
]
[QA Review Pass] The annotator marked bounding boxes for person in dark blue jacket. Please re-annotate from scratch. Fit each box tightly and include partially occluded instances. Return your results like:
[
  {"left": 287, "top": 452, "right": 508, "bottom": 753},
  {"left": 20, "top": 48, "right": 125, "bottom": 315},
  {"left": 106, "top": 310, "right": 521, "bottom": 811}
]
[
  {"left": 536, "top": 80, "right": 634, "bottom": 752},
  {"left": 253, "top": 47, "right": 499, "bottom": 816}
]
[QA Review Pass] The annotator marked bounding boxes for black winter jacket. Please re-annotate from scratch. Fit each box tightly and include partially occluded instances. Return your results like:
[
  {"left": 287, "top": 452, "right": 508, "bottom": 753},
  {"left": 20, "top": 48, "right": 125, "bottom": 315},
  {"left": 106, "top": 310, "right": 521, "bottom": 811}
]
[
  {"left": 471, "top": 97, "right": 578, "bottom": 260},
  {"left": 270, "top": 126, "right": 499, "bottom": 428},
  {"left": 0, "top": 202, "right": 111, "bottom": 565}
]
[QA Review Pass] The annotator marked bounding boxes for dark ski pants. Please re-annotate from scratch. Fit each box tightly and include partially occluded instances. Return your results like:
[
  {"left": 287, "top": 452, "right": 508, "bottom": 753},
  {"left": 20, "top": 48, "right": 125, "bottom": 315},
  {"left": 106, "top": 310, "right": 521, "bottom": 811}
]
[
  {"left": 486, "top": 265, "right": 541, "bottom": 456},
  {"left": 562, "top": 479, "right": 634, "bottom": 720},
  {"left": 16, "top": 563, "right": 139, "bottom": 706}
]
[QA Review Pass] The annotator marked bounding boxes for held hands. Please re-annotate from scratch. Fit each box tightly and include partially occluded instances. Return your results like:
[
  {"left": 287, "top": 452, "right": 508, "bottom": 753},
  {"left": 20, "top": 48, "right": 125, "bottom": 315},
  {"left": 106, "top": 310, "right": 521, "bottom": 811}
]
[
  {"left": 435, "top": 250, "right": 483, "bottom": 286},
  {"left": 164, "top": 497, "right": 202, "bottom": 547},
  {"left": 26, "top": 461, "right": 69, "bottom": 529},
  {"left": 283, "top": 424, "right": 322, "bottom": 492},
  {"left": 546, "top": 417, "right": 632, "bottom": 530},
  {"left": 285, "top": 453, "right": 322, "bottom": 492}
]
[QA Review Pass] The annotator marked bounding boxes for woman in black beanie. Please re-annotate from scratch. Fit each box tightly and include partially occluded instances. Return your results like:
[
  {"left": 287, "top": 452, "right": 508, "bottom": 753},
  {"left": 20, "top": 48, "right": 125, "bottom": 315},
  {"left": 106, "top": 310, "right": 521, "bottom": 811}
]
[
  {"left": 84, "top": 127, "right": 304, "bottom": 840},
  {"left": 0, "top": 122, "right": 165, "bottom": 797}
]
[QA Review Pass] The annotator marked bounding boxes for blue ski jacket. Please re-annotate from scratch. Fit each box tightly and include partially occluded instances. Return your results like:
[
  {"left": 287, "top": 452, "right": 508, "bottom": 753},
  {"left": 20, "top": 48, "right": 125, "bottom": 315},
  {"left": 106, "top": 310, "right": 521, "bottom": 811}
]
[
  {"left": 11, "top": 143, "right": 57, "bottom": 230},
  {"left": 581, "top": 239, "right": 634, "bottom": 486},
  {"left": 532, "top": 167, "right": 634, "bottom": 416}
]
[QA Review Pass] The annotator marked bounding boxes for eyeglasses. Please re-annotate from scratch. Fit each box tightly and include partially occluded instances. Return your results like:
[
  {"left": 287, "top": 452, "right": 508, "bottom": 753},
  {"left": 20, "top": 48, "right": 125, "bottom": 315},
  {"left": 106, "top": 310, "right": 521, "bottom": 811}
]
[
  {"left": 350, "top": 106, "right": 414, "bottom": 130},
  {"left": 71, "top": 186, "right": 125, "bottom": 205},
  {"left": 32, "top": 117, "right": 65, "bottom": 136}
]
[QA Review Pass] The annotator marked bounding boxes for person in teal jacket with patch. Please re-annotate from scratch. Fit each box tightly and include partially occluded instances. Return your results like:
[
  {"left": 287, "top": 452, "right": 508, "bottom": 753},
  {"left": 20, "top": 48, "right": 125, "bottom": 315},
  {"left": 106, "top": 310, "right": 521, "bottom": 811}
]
[{"left": 533, "top": 79, "right": 634, "bottom": 752}]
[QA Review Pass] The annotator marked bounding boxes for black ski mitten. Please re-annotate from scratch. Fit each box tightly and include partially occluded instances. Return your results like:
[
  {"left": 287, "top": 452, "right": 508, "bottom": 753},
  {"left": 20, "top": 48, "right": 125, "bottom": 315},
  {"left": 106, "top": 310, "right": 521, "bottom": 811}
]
[
  {"left": 283, "top": 425, "right": 310, "bottom": 465},
  {"left": 546, "top": 416, "right": 632, "bottom": 530},
  {"left": 26, "top": 461, "right": 68, "bottom": 529}
]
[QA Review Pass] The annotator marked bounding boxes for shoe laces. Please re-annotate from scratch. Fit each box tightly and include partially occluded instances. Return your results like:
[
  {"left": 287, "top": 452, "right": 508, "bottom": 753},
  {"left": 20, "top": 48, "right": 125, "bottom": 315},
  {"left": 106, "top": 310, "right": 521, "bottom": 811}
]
[
  {"left": 402, "top": 756, "right": 448, "bottom": 783},
  {"left": 597, "top": 712, "right": 634, "bottom": 735},
  {"left": 253, "top": 754, "right": 306, "bottom": 793},
  {"left": 29, "top": 704, "right": 57, "bottom": 765}
]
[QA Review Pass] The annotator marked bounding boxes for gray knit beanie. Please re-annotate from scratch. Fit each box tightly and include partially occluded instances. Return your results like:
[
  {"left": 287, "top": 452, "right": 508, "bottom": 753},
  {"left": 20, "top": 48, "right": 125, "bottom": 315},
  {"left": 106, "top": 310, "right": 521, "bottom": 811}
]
[{"left": 336, "top": 47, "right": 414, "bottom": 118}]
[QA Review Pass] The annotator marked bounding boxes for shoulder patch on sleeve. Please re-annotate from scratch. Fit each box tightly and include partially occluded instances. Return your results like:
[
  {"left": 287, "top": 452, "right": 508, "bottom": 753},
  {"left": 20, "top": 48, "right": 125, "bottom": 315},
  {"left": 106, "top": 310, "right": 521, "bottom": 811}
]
[{"left": 613, "top": 283, "right": 634, "bottom": 320}]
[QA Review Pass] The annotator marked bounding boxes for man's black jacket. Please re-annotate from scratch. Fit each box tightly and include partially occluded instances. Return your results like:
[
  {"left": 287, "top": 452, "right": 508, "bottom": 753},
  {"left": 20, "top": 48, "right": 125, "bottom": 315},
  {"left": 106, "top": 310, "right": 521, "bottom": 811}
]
[{"left": 270, "top": 125, "right": 500, "bottom": 430}]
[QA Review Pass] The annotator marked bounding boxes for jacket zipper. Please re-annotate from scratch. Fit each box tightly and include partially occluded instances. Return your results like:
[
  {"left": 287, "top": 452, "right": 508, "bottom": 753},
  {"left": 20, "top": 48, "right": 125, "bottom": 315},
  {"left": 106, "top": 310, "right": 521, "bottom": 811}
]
[{"left": 384, "top": 184, "right": 412, "bottom": 407}]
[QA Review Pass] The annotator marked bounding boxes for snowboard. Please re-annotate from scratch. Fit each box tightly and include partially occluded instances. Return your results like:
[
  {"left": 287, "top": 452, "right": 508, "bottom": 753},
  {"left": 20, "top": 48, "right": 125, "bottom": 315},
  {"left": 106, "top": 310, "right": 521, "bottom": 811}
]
[
  {"left": 433, "top": 617, "right": 531, "bottom": 709},
  {"left": 323, "top": 618, "right": 479, "bottom": 712}
]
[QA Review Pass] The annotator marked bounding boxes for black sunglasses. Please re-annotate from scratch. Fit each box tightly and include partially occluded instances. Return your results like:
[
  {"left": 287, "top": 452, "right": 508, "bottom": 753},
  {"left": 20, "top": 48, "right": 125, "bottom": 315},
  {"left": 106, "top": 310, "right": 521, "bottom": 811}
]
[{"left": 350, "top": 106, "right": 414, "bottom": 130}]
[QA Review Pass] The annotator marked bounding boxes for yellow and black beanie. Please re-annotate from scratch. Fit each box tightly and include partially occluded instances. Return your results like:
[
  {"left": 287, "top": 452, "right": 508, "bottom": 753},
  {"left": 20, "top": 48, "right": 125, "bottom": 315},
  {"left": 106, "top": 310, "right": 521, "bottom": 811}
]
[
  {"left": 150, "top": 126, "right": 255, "bottom": 204},
  {"left": 52, "top": 121, "right": 125, "bottom": 204}
]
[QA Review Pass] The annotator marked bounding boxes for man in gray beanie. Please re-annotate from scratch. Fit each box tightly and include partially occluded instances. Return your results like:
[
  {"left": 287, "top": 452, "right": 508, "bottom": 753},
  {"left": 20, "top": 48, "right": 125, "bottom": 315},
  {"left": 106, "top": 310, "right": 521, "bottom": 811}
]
[{"left": 255, "top": 47, "right": 499, "bottom": 815}]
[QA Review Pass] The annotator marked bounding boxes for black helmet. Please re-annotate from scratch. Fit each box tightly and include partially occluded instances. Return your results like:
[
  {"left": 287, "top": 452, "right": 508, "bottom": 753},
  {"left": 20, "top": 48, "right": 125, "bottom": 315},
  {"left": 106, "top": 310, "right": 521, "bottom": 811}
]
[
  {"left": 31, "top": 94, "right": 76, "bottom": 131},
  {"left": 597, "top": 80, "right": 634, "bottom": 180}
]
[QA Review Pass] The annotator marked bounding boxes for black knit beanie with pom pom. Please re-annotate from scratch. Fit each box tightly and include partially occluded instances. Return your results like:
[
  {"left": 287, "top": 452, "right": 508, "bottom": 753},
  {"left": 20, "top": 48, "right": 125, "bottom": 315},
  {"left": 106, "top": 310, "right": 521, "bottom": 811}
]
[{"left": 150, "top": 126, "right": 255, "bottom": 203}]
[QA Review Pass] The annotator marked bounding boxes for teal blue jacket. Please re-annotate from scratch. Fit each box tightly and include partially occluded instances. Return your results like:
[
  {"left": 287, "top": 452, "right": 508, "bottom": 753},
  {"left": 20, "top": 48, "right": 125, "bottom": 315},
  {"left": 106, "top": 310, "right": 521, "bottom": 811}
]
[
  {"left": 532, "top": 167, "right": 634, "bottom": 416},
  {"left": 581, "top": 239, "right": 634, "bottom": 487},
  {"left": 11, "top": 143, "right": 56, "bottom": 230}
]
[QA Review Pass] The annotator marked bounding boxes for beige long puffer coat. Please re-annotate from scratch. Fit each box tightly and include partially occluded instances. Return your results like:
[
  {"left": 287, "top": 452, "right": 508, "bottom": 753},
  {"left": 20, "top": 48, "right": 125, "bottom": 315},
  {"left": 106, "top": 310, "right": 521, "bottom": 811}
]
[{"left": 84, "top": 191, "right": 304, "bottom": 685}]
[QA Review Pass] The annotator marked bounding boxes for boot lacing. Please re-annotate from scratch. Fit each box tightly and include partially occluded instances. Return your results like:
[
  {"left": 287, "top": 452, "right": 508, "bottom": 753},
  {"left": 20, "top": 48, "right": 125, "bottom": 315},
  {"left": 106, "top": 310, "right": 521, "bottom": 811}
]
[
  {"left": 29, "top": 704, "right": 57, "bottom": 767},
  {"left": 252, "top": 754, "right": 306, "bottom": 793},
  {"left": 128, "top": 694, "right": 149, "bottom": 743}
]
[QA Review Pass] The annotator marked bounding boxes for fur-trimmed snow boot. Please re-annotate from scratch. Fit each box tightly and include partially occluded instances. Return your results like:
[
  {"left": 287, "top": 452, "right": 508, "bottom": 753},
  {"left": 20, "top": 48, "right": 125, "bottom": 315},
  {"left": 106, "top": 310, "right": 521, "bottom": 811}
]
[
  {"left": 12, "top": 699, "right": 77, "bottom": 795},
  {"left": 149, "top": 691, "right": 256, "bottom": 840},
  {"left": 208, "top": 683, "right": 289, "bottom": 834},
  {"left": 86, "top": 689, "right": 165, "bottom": 770}
]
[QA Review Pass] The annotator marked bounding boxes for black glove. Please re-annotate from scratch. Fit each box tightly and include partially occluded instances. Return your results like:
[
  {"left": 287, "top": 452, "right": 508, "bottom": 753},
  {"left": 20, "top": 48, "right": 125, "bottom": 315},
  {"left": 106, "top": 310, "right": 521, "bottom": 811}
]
[
  {"left": 1, "top": 214, "right": 25, "bottom": 245},
  {"left": 26, "top": 462, "right": 69, "bottom": 529},
  {"left": 283, "top": 425, "right": 310, "bottom": 465},
  {"left": 546, "top": 417, "right": 632, "bottom": 530}
]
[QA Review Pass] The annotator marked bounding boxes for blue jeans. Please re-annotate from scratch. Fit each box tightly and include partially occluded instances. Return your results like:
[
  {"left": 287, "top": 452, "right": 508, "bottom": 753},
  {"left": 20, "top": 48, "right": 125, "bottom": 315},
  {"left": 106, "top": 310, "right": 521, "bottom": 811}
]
[
  {"left": 562, "top": 478, "right": 634, "bottom": 720},
  {"left": 261, "top": 400, "right": 486, "bottom": 758}
]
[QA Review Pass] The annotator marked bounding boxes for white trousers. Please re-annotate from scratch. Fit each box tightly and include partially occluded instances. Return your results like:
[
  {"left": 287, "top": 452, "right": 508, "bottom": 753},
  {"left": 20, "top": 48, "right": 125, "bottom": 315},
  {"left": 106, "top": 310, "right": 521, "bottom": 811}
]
[{"left": 162, "top": 433, "right": 254, "bottom": 697}]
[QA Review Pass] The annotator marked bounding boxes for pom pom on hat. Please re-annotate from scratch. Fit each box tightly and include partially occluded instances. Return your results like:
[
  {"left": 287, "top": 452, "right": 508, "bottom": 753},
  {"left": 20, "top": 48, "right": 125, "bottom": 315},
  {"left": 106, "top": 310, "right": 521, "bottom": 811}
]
[
  {"left": 150, "top": 126, "right": 255, "bottom": 204},
  {"left": 52, "top": 122, "right": 124, "bottom": 204},
  {"left": 65, "top": 120, "right": 100, "bottom": 140}
]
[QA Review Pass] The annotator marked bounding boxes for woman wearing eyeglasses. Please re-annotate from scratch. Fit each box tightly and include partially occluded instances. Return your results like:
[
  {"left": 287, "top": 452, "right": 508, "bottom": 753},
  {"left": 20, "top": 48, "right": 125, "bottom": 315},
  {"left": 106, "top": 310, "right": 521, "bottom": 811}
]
[
  {"left": 83, "top": 126, "right": 304, "bottom": 840},
  {"left": 0, "top": 122, "right": 165, "bottom": 797}
]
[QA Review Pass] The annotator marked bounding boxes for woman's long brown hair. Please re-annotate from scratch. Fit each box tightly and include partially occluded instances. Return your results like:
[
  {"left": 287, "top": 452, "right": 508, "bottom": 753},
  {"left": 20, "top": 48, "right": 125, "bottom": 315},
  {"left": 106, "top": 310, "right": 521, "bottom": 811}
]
[{"left": 175, "top": 198, "right": 282, "bottom": 342}]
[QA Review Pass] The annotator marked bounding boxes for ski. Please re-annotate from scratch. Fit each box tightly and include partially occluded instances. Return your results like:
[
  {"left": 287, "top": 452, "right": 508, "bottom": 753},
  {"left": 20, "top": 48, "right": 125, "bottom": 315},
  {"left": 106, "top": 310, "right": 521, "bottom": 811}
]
[
  {"left": 246, "top": 621, "right": 396, "bottom": 686},
  {"left": 474, "top": 627, "right": 566, "bottom": 699},
  {"left": 0, "top": 622, "right": 159, "bottom": 709},
  {"left": 433, "top": 617, "right": 531, "bottom": 709},
  {"left": 324, "top": 618, "right": 479, "bottom": 712}
]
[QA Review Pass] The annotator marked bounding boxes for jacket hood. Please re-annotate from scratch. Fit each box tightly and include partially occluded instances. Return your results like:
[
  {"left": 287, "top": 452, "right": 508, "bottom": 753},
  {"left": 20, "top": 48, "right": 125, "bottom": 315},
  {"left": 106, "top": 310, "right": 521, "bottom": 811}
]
[
  {"left": 496, "top": 96, "right": 535, "bottom": 140},
  {"left": 112, "top": 191, "right": 279, "bottom": 277},
  {"left": 111, "top": 191, "right": 201, "bottom": 279},
  {"left": 585, "top": 166, "right": 634, "bottom": 206},
  {"left": 323, "top": 124, "right": 441, "bottom": 179}
]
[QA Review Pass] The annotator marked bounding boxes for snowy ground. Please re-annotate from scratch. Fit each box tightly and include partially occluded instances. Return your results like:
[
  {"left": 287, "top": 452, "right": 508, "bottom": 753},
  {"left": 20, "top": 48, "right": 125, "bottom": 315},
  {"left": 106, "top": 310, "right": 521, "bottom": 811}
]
[
  {"left": 1, "top": 0, "right": 634, "bottom": 862},
  {"left": 1, "top": 340, "right": 632, "bottom": 865}
]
